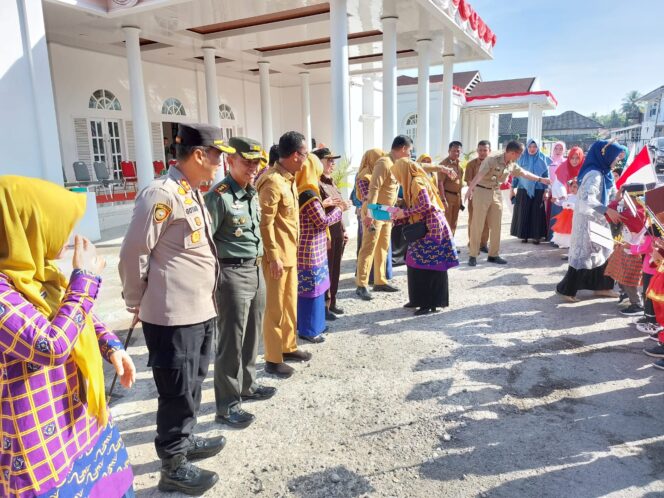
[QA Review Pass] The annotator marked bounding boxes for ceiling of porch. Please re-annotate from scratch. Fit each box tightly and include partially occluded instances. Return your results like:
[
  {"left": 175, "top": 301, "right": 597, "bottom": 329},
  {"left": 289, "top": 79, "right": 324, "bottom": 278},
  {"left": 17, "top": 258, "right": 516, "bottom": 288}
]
[{"left": 43, "top": 0, "right": 495, "bottom": 87}]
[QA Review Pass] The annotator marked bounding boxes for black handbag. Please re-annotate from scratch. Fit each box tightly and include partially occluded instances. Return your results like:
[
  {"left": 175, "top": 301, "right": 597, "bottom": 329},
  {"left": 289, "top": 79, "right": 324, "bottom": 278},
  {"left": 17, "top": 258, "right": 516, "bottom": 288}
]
[{"left": 402, "top": 221, "right": 427, "bottom": 243}]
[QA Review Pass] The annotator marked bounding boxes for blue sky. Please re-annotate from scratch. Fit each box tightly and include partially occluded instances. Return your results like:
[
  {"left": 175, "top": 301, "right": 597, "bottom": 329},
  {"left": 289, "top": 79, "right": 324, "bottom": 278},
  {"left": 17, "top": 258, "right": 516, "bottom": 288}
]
[{"left": 417, "top": 0, "right": 664, "bottom": 116}]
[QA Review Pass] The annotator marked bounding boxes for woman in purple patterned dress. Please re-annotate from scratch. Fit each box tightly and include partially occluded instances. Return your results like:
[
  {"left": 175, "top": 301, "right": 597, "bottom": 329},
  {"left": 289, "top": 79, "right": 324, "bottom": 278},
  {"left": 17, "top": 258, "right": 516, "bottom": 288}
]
[
  {"left": 0, "top": 176, "right": 136, "bottom": 498},
  {"left": 391, "top": 159, "right": 459, "bottom": 315},
  {"left": 295, "top": 154, "right": 348, "bottom": 343}
]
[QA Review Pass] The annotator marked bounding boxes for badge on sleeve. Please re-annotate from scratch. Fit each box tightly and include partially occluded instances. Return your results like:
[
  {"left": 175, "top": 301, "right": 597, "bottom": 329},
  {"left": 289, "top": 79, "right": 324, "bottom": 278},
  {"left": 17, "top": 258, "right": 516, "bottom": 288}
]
[
  {"left": 234, "top": 228, "right": 243, "bottom": 237},
  {"left": 153, "top": 203, "right": 172, "bottom": 224},
  {"left": 191, "top": 230, "right": 201, "bottom": 244}
]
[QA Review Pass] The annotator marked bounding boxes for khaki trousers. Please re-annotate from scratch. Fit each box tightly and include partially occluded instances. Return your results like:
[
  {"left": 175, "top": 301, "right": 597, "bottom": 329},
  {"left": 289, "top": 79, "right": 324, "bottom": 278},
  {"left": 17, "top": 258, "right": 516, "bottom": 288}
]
[
  {"left": 468, "top": 199, "right": 490, "bottom": 247},
  {"left": 444, "top": 192, "right": 461, "bottom": 234},
  {"left": 261, "top": 262, "right": 298, "bottom": 363},
  {"left": 356, "top": 219, "right": 392, "bottom": 287},
  {"left": 469, "top": 187, "right": 503, "bottom": 258}
]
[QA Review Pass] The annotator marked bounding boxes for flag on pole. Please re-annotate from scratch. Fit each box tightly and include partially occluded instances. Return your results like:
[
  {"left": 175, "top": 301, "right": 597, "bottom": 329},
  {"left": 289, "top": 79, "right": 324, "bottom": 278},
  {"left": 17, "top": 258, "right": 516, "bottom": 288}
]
[{"left": 616, "top": 146, "right": 657, "bottom": 189}]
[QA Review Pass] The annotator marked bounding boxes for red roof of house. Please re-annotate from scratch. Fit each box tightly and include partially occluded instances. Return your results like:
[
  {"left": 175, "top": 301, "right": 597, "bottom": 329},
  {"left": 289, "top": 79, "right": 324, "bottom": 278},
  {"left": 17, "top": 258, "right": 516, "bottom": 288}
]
[
  {"left": 397, "top": 71, "right": 480, "bottom": 91},
  {"left": 467, "top": 78, "right": 536, "bottom": 97}
]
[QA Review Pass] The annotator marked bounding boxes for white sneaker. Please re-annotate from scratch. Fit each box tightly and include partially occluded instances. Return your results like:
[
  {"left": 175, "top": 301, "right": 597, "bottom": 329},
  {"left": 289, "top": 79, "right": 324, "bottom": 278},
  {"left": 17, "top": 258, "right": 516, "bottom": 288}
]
[{"left": 636, "top": 322, "right": 663, "bottom": 335}]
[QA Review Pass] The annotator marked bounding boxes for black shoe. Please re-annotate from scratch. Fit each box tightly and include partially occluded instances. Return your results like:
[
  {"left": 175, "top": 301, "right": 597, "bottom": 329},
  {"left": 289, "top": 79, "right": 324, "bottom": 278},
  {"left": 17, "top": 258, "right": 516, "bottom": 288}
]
[
  {"left": 186, "top": 435, "right": 226, "bottom": 461},
  {"left": 620, "top": 304, "right": 644, "bottom": 316},
  {"left": 468, "top": 257, "right": 477, "bottom": 267},
  {"left": 532, "top": 239, "right": 540, "bottom": 245},
  {"left": 215, "top": 409, "right": 255, "bottom": 429},
  {"left": 643, "top": 345, "right": 664, "bottom": 358},
  {"left": 329, "top": 306, "right": 344, "bottom": 315},
  {"left": 282, "top": 350, "right": 312, "bottom": 362},
  {"left": 299, "top": 334, "right": 325, "bottom": 344},
  {"left": 414, "top": 307, "right": 431, "bottom": 316},
  {"left": 325, "top": 310, "right": 338, "bottom": 321},
  {"left": 648, "top": 332, "right": 660, "bottom": 342},
  {"left": 356, "top": 286, "right": 372, "bottom": 301},
  {"left": 264, "top": 361, "right": 294, "bottom": 378},
  {"left": 487, "top": 256, "right": 507, "bottom": 265},
  {"left": 373, "top": 284, "right": 399, "bottom": 292},
  {"left": 635, "top": 316, "right": 652, "bottom": 325},
  {"left": 653, "top": 359, "right": 664, "bottom": 371},
  {"left": 241, "top": 385, "right": 277, "bottom": 402},
  {"left": 159, "top": 455, "right": 219, "bottom": 496},
  {"left": 480, "top": 245, "right": 489, "bottom": 253},
  {"left": 403, "top": 302, "right": 416, "bottom": 308},
  {"left": 521, "top": 239, "right": 528, "bottom": 243}
]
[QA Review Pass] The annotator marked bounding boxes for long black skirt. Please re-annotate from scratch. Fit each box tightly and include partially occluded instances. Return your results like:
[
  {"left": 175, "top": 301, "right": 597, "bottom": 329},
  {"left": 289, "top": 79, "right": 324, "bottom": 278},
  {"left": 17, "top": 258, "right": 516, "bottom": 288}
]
[
  {"left": 407, "top": 266, "right": 449, "bottom": 309},
  {"left": 391, "top": 224, "right": 408, "bottom": 267},
  {"left": 510, "top": 189, "right": 548, "bottom": 240},
  {"left": 556, "top": 261, "right": 614, "bottom": 297}
]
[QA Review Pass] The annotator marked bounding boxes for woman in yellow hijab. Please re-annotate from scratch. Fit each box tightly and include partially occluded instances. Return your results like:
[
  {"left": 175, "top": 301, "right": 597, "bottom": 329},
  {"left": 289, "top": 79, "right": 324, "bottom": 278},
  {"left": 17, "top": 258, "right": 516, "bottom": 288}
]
[
  {"left": 294, "top": 155, "right": 349, "bottom": 342},
  {"left": 391, "top": 159, "right": 459, "bottom": 316},
  {"left": 0, "top": 176, "right": 135, "bottom": 498},
  {"left": 355, "top": 148, "right": 384, "bottom": 203}
]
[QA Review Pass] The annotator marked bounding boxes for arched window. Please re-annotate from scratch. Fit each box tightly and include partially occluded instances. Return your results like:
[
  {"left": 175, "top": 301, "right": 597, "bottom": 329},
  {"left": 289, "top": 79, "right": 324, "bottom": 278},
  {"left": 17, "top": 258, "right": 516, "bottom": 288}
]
[
  {"left": 162, "top": 98, "right": 186, "bottom": 116},
  {"left": 88, "top": 89, "right": 121, "bottom": 111},
  {"left": 219, "top": 104, "right": 235, "bottom": 120},
  {"left": 404, "top": 113, "right": 417, "bottom": 144}
]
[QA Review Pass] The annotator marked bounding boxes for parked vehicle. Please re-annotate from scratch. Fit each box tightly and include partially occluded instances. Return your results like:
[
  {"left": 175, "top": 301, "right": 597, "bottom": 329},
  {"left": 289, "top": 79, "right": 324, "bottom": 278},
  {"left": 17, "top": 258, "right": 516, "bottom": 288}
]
[{"left": 648, "top": 137, "right": 664, "bottom": 173}]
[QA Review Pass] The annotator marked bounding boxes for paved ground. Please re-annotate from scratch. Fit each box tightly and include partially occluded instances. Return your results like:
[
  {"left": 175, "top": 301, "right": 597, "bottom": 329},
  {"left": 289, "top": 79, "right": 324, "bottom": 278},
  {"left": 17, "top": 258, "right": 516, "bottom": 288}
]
[{"left": 94, "top": 207, "right": 664, "bottom": 498}]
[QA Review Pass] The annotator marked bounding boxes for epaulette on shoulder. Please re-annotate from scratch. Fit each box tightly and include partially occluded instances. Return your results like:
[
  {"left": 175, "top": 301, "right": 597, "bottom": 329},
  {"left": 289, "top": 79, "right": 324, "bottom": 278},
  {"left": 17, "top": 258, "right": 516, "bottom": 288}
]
[{"left": 215, "top": 183, "right": 230, "bottom": 195}]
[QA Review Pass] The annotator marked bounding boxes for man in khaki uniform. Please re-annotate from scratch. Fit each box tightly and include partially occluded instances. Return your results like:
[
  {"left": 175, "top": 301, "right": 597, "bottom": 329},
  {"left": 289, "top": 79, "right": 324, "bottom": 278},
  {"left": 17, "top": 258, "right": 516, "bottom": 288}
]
[
  {"left": 464, "top": 140, "right": 551, "bottom": 266},
  {"left": 464, "top": 140, "right": 492, "bottom": 252},
  {"left": 438, "top": 141, "right": 464, "bottom": 234},
  {"left": 355, "top": 135, "right": 413, "bottom": 301},
  {"left": 256, "top": 131, "right": 312, "bottom": 378},
  {"left": 119, "top": 123, "right": 233, "bottom": 496}
]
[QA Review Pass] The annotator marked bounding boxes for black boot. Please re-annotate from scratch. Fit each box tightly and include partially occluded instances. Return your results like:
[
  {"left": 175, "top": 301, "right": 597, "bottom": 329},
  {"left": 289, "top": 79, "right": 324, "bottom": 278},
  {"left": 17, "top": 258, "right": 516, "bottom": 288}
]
[{"left": 158, "top": 454, "right": 219, "bottom": 496}]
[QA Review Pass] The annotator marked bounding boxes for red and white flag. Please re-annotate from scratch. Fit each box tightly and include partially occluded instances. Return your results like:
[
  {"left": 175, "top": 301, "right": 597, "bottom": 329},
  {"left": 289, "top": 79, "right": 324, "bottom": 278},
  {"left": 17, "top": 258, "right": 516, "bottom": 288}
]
[{"left": 616, "top": 146, "right": 657, "bottom": 189}]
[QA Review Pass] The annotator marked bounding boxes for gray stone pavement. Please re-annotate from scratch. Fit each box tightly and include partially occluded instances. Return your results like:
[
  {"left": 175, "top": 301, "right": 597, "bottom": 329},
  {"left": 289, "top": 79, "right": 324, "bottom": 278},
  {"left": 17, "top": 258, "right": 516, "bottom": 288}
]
[{"left": 93, "top": 207, "right": 664, "bottom": 498}]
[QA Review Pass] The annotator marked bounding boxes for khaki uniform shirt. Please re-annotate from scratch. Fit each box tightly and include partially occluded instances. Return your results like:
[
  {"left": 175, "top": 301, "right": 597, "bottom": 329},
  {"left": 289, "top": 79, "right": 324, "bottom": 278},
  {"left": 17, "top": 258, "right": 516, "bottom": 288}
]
[
  {"left": 476, "top": 153, "right": 527, "bottom": 189},
  {"left": 119, "top": 167, "right": 218, "bottom": 326},
  {"left": 256, "top": 163, "right": 300, "bottom": 267},
  {"left": 438, "top": 157, "right": 462, "bottom": 194},
  {"left": 464, "top": 158, "right": 483, "bottom": 186},
  {"left": 367, "top": 155, "right": 399, "bottom": 207},
  {"left": 205, "top": 174, "right": 263, "bottom": 260}
]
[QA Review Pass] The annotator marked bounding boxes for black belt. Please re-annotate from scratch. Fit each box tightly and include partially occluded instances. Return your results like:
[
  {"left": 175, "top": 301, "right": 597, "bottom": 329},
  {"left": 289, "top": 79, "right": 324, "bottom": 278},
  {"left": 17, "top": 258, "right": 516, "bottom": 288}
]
[
  {"left": 476, "top": 184, "right": 496, "bottom": 190},
  {"left": 220, "top": 257, "right": 262, "bottom": 266}
]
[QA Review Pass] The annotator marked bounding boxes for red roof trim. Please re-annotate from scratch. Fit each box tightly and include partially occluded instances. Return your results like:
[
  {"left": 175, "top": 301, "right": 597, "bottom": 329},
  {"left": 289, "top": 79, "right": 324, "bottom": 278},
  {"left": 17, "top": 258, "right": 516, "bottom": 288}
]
[{"left": 466, "top": 90, "right": 558, "bottom": 106}]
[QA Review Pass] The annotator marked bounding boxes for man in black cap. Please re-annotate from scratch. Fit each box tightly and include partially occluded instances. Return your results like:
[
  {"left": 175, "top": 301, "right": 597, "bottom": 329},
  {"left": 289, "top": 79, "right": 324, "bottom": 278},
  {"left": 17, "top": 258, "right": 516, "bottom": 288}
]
[
  {"left": 119, "top": 123, "right": 234, "bottom": 495},
  {"left": 204, "top": 137, "right": 276, "bottom": 430}
]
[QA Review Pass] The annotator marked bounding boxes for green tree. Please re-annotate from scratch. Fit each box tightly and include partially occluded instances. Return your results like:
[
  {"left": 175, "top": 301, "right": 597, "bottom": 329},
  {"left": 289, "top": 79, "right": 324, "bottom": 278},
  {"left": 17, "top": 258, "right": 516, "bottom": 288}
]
[{"left": 621, "top": 90, "right": 643, "bottom": 118}]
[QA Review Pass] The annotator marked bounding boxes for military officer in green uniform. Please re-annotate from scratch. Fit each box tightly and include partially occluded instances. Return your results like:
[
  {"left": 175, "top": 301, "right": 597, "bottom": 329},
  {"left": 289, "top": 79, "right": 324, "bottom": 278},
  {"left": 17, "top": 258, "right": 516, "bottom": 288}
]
[{"left": 205, "top": 136, "right": 276, "bottom": 430}]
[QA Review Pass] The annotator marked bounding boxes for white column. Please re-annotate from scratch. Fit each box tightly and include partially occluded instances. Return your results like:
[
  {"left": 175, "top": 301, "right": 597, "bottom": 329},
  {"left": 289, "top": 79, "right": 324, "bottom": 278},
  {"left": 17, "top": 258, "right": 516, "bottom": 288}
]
[
  {"left": 2, "top": 0, "right": 63, "bottom": 184},
  {"left": 300, "top": 72, "right": 312, "bottom": 150},
  {"left": 441, "top": 44, "right": 455, "bottom": 153},
  {"left": 123, "top": 26, "right": 153, "bottom": 192},
  {"left": 416, "top": 38, "right": 431, "bottom": 155},
  {"left": 381, "top": 15, "right": 398, "bottom": 150},
  {"left": 202, "top": 47, "right": 220, "bottom": 128},
  {"left": 361, "top": 75, "right": 378, "bottom": 151},
  {"left": 258, "top": 61, "right": 273, "bottom": 146},
  {"left": 330, "top": 0, "right": 350, "bottom": 159},
  {"left": 461, "top": 109, "right": 470, "bottom": 149},
  {"left": 527, "top": 103, "right": 543, "bottom": 143}
]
